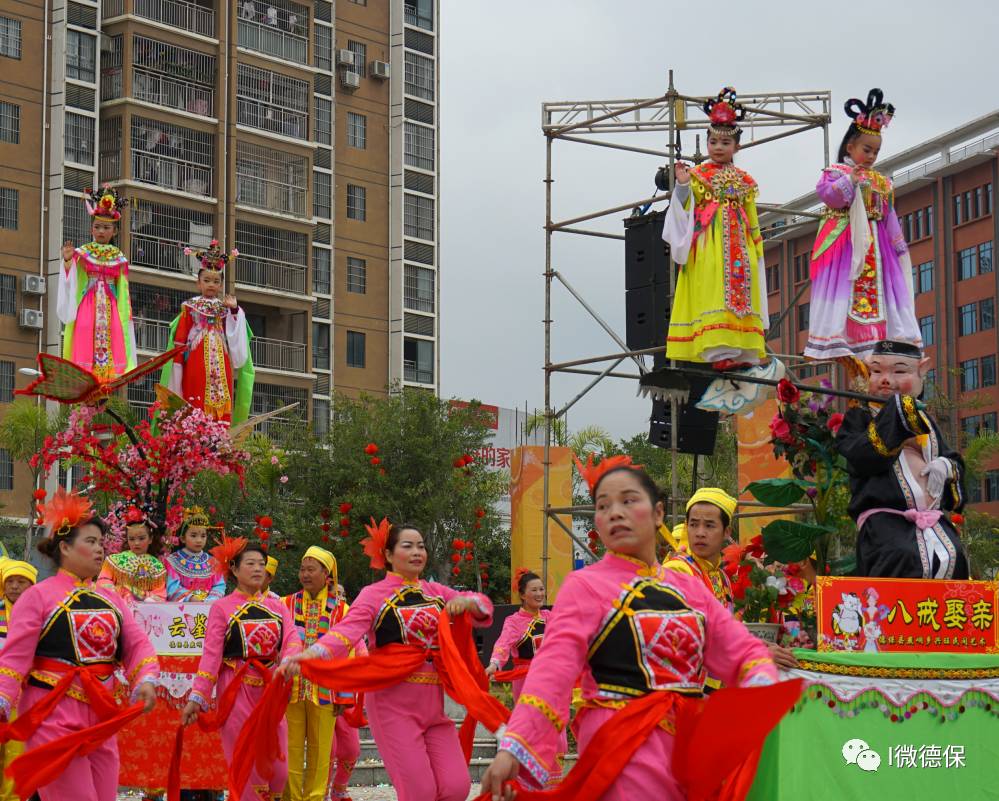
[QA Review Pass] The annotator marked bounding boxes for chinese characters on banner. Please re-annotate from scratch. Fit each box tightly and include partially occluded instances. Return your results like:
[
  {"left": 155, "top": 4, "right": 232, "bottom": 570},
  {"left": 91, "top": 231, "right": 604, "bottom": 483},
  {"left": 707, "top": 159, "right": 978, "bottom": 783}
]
[
  {"left": 130, "top": 601, "right": 212, "bottom": 656},
  {"left": 816, "top": 577, "right": 998, "bottom": 654}
]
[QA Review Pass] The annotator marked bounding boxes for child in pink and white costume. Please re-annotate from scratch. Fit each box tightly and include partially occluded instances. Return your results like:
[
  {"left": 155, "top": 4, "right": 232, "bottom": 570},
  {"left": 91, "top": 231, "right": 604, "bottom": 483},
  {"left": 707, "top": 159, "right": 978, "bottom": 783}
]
[
  {"left": 281, "top": 519, "right": 493, "bottom": 801},
  {"left": 0, "top": 490, "right": 158, "bottom": 801},
  {"left": 481, "top": 458, "right": 781, "bottom": 801},
  {"left": 181, "top": 540, "right": 300, "bottom": 800}
]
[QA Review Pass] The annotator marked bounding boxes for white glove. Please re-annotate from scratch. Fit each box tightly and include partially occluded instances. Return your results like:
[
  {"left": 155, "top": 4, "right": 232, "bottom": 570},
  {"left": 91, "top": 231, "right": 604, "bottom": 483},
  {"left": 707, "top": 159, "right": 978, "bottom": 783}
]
[{"left": 920, "top": 458, "right": 953, "bottom": 499}]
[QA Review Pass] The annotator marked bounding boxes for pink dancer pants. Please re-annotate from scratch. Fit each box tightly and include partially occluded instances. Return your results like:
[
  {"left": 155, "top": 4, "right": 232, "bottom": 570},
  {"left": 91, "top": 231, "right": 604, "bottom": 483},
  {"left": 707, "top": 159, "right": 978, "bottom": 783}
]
[
  {"left": 328, "top": 714, "right": 361, "bottom": 798},
  {"left": 218, "top": 674, "right": 289, "bottom": 800},
  {"left": 365, "top": 678, "right": 469, "bottom": 801},
  {"left": 20, "top": 686, "right": 119, "bottom": 801}
]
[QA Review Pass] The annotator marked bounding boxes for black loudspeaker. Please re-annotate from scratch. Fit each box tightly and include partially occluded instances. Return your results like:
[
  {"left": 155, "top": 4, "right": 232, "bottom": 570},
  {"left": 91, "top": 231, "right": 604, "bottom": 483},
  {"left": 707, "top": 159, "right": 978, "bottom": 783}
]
[
  {"left": 624, "top": 211, "right": 671, "bottom": 350},
  {"left": 649, "top": 398, "right": 720, "bottom": 456}
]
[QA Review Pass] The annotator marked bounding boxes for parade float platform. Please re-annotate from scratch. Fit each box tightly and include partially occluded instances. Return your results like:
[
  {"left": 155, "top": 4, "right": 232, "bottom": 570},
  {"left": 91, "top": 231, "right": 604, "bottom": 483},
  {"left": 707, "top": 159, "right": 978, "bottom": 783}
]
[{"left": 748, "top": 649, "right": 999, "bottom": 800}]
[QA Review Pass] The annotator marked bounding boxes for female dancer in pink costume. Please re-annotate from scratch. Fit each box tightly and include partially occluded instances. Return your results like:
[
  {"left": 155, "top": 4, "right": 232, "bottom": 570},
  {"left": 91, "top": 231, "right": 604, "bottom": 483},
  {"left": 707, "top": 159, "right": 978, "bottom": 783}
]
[
  {"left": 281, "top": 520, "right": 493, "bottom": 801},
  {"left": 0, "top": 489, "right": 158, "bottom": 800},
  {"left": 481, "top": 458, "right": 787, "bottom": 801},
  {"left": 181, "top": 541, "right": 300, "bottom": 800},
  {"left": 486, "top": 569, "right": 550, "bottom": 701}
]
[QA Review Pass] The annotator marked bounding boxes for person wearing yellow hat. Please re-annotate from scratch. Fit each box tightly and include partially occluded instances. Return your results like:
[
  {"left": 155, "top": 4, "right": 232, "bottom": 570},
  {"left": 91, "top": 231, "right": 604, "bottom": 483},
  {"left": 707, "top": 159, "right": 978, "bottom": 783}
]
[
  {"left": 282, "top": 546, "right": 349, "bottom": 801},
  {"left": 665, "top": 488, "right": 737, "bottom": 610},
  {"left": 264, "top": 554, "right": 280, "bottom": 598},
  {"left": 0, "top": 559, "right": 38, "bottom": 801}
]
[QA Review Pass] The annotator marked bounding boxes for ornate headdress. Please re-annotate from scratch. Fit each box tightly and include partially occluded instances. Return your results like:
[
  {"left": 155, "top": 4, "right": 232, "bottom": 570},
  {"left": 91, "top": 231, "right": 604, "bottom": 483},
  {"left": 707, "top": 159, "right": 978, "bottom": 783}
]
[
  {"left": 184, "top": 239, "right": 238, "bottom": 275},
  {"left": 85, "top": 183, "right": 127, "bottom": 222},
  {"left": 37, "top": 488, "right": 94, "bottom": 538},
  {"left": 209, "top": 534, "right": 248, "bottom": 577},
  {"left": 574, "top": 454, "right": 643, "bottom": 498},
  {"left": 512, "top": 566, "right": 533, "bottom": 597},
  {"left": 183, "top": 505, "right": 211, "bottom": 528},
  {"left": 704, "top": 87, "right": 745, "bottom": 137},
  {"left": 845, "top": 88, "right": 895, "bottom": 137},
  {"left": 361, "top": 516, "right": 391, "bottom": 570},
  {"left": 123, "top": 505, "right": 147, "bottom": 526}
]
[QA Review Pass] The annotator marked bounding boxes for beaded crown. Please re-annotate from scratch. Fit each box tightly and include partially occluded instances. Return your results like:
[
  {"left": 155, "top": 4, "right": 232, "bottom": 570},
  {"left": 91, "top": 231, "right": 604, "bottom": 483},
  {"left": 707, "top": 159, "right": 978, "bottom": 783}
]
[
  {"left": 704, "top": 87, "right": 745, "bottom": 136},
  {"left": 183, "top": 505, "right": 213, "bottom": 528},
  {"left": 85, "top": 183, "right": 127, "bottom": 222},
  {"left": 184, "top": 239, "right": 238, "bottom": 276},
  {"left": 845, "top": 88, "right": 895, "bottom": 137}
]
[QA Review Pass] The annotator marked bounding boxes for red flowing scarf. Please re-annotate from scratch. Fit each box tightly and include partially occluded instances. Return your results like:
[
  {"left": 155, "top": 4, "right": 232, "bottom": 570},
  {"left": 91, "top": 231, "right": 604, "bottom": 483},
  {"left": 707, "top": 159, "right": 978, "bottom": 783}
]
[
  {"left": 472, "top": 678, "right": 802, "bottom": 801},
  {"left": 492, "top": 659, "right": 531, "bottom": 683},
  {"left": 0, "top": 659, "right": 146, "bottom": 800}
]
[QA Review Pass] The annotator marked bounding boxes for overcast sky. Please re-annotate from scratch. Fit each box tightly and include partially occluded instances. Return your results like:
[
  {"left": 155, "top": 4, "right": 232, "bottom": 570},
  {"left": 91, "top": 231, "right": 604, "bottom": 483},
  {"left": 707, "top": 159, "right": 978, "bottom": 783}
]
[{"left": 438, "top": 0, "right": 999, "bottom": 442}]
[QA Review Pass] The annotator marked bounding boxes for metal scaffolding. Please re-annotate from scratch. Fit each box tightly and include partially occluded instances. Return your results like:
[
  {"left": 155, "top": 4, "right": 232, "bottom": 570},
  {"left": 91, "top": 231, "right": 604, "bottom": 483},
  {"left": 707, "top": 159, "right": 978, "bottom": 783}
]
[{"left": 540, "top": 71, "right": 833, "bottom": 586}]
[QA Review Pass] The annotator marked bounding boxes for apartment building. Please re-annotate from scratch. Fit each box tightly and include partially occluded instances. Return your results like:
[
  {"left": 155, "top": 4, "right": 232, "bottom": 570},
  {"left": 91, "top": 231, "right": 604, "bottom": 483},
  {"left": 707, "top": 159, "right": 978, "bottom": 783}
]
[{"left": 0, "top": 0, "right": 441, "bottom": 516}]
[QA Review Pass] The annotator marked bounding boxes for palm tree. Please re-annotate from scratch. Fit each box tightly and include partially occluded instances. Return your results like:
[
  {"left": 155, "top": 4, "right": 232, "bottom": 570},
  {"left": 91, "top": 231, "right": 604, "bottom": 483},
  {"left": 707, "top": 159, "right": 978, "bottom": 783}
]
[{"left": 524, "top": 413, "right": 614, "bottom": 457}]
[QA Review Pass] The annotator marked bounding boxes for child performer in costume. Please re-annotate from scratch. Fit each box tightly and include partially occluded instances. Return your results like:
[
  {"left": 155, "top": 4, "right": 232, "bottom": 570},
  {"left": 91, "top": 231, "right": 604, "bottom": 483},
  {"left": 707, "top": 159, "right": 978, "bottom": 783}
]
[
  {"left": 804, "top": 89, "right": 919, "bottom": 362},
  {"left": 0, "top": 489, "right": 158, "bottom": 801},
  {"left": 481, "top": 457, "right": 796, "bottom": 801},
  {"left": 662, "top": 88, "right": 769, "bottom": 371},
  {"left": 486, "top": 569, "right": 552, "bottom": 701},
  {"left": 96, "top": 505, "right": 167, "bottom": 604},
  {"left": 165, "top": 506, "right": 226, "bottom": 602},
  {"left": 0, "top": 561, "right": 37, "bottom": 801},
  {"left": 282, "top": 546, "right": 349, "bottom": 801},
  {"left": 180, "top": 539, "right": 300, "bottom": 800},
  {"left": 836, "top": 340, "right": 968, "bottom": 579},
  {"left": 280, "top": 519, "right": 493, "bottom": 801},
  {"left": 57, "top": 184, "right": 137, "bottom": 380},
  {"left": 162, "top": 241, "right": 255, "bottom": 424}
]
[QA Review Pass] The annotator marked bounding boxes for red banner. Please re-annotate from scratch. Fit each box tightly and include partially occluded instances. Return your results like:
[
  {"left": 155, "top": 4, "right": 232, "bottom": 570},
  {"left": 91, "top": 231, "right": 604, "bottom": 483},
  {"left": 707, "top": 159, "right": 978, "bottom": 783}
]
[{"left": 815, "top": 576, "right": 998, "bottom": 654}]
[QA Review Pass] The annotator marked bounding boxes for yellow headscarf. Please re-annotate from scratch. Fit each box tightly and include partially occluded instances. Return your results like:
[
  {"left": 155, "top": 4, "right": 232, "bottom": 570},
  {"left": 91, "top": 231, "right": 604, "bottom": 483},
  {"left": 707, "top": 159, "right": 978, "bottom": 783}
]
[
  {"left": 659, "top": 523, "right": 689, "bottom": 551},
  {"left": 303, "top": 546, "right": 337, "bottom": 584},
  {"left": 2, "top": 561, "right": 38, "bottom": 585},
  {"left": 265, "top": 556, "right": 279, "bottom": 577},
  {"left": 686, "top": 487, "right": 738, "bottom": 521}
]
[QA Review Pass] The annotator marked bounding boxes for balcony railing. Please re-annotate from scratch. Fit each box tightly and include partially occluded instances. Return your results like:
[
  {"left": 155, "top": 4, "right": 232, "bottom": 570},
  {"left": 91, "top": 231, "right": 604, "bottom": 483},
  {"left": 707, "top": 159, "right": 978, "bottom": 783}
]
[
  {"left": 104, "top": 0, "right": 216, "bottom": 38},
  {"left": 236, "top": 176, "right": 307, "bottom": 218},
  {"left": 237, "top": 18, "right": 307, "bottom": 64},
  {"left": 251, "top": 337, "right": 307, "bottom": 373},
  {"left": 132, "top": 151, "right": 213, "bottom": 197},
  {"left": 133, "top": 67, "right": 214, "bottom": 117},
  {"left": 134, "top": 318, "right": 173, "bottom": 352},
  {"left": 235, "top": 256, "right": 307, "bottom": 295},
  {"left": 130, "top": 234, "right": 190, "bottom": 274},
  {"left": 404, "top": 360, "right": 434, "bottom": 384},
  {"left": 102, "top": 67, "right": 123, "bottom": 102},
  {"left": 236, "top": 98, "right": 307, "bottom": 140}
]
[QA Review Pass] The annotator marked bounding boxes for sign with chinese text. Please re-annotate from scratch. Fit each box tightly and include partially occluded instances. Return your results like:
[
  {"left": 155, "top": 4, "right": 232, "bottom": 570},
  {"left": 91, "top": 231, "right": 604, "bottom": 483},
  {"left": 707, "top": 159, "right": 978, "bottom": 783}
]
[
  {"left": 815, "top": 577, "right": 998, "bottom": 654},
  {"left": 131, "top": 601, "right": 211, "bottom": 656}
]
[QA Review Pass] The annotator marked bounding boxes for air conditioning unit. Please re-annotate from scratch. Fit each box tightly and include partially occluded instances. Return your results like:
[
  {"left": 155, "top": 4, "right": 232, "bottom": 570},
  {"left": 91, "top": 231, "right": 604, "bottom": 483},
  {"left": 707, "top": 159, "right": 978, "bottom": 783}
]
[
  {"left": 22, "top": 275, "right": 47, "bottom": 295},
  {"left": 370, "top": 60, "right": 390, "bottom": 80},
  {"left": 340, "top": 71, "right": 360, "bottom": 91},
  {"left": 19, "top": 308, "right": 43, "bottom": 330},
  {"left": 337, "top": 49, "right": 355, "bottom": 67}
]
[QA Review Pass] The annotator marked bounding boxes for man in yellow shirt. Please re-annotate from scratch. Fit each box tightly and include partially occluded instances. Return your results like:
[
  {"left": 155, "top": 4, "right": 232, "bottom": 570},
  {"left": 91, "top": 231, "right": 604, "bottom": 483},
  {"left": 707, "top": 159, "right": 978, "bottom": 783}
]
[{"left": 664, "top": 487, "right": 736, "bottom": 610}]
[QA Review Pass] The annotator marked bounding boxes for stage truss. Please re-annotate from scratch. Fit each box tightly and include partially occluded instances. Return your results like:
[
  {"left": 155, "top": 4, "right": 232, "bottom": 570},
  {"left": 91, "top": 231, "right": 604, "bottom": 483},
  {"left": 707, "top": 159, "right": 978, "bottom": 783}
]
[{"left": 539, "top": 71, "right": 833, "bottom": 584}]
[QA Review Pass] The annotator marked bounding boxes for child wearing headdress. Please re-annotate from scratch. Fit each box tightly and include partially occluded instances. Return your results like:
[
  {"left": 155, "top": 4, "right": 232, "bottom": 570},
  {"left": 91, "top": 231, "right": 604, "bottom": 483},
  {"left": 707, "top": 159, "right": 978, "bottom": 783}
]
[
  {"left": 96, "top": 505, "right": 167, "bottom": 605},
  {"left": 57, "top": 184, "right": 136, "bottom": 380},
  {"left": 160, "top": 241, "right": 255, "bottom": 424},
  {"left": 805, "top": 89, "right": 919, "bottom": 364},
  {"left": 164, "top": 506, "right": 226, "bottom": 602}
]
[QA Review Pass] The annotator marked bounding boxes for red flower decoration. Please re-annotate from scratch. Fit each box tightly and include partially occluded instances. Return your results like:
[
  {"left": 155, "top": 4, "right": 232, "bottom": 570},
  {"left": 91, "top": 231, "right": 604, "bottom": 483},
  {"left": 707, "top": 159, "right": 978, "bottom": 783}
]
[
  {"left": 827, "top": 413, "right": 845, "bottom": 434},
  {"left": 339, "top": 502, "right": 353, "bottom": 514},
  {"left": 33, "top": 488, "right": 47, "bottom": 500},
  {"left": 462, "top": 454, "right": 474, "bottom": 466},
  {"left": 364, "top": 443, "right": 379, "bottom": 455},
  {"left": 259, "top": 515, "right": 273, "bottom": 529},
  {"left": 370, "top": 456, "right": 381, "bottom": 466},
  {"left": 952, "top": 513, "right": 965, "bottom": 526},
  {"left": 776, "top": 378, "right": 800, "bottom": 404},
  {"left": 452, "top": 566, "right": 461, "bottom": 576},
  {"left": 769, "top": 414, "right": 794, "bottom": 444},
  {"left": 453, "top": 458, "right": 465, "bottom": 469}
]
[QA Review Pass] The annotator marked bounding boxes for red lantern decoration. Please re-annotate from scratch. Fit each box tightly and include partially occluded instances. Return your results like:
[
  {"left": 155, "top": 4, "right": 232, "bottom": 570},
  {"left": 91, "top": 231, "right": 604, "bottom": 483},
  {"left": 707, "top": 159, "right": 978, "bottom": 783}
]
[
  {"left": 452, "top": 539, "right": 464, "bottom": 550},
  {"left": 370, "top": 457, "right": 381, "bottom": 466},
  {"left": 453, "top": 458, "right": 464, "bottom": 469},
  {"left": 474, "top": 522, "right": 482, "bottom": 530},
  {"left": 379, "top": 468, "right": 387, "bottom": 476},
  {"left": 320, "top": 508, "right": 332, "bottom": 520},
  {"left": 339, "top": 502, "right": 353, "bottom": 514},
  {"left": 260, "top": 531, "right": 270, "bottom": 541},
  {"left": 339, "top": 529, "right": 350, "bottom": 538},
  {"left": 450, "top": 553, "right": 461, "bottom": 563},
  {"left": 320, "top": 523, "right": 331, "bottom": 532},
  {"left": 340, "top": 517, "right": 351, "bottom": 527},
  {"left": 253, "top": 527, "right": 263, "bottom": 538},
  {"left": 364, "top": 443, "right": 379, "bottom": 456},
  {"left": 952, "top": 513, "right": 965, "bottom": 526},
  {"left": 254, "top": 515, "right": 262, "bottom": 523},
  {"left": 261, "top": 543, "right": 269, "bottom": 552},
  {"left": 452, "top": 566, "right": 461, "bottom": 576},
  {"left": 475, "top": 507, "right": 485, "bottom": 518},
  {"left": 32, "top": 488, "right": 47, "bottom": 500},
  {"left": 321, "top": 534, "right": 330, "bottom": 543},
  {"left": 465, "top": 553, "right": 474, "bottom": 562},
  {"left": 259, "top": 515, "right": 273, "bottom": 529},
  {"left": 462, "top": 454, "right": 474, "bottom": 466}
]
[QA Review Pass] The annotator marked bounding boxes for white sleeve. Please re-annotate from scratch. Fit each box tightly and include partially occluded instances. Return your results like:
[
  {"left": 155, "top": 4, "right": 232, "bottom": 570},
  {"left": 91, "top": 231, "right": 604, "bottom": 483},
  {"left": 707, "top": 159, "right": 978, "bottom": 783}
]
[
  {"left": 226, "top": 306, "right": 250, "bottom": 369},
  {"left": 56, "top": 259, "right": 79, "bottom": 324},
  {"left": 662, "top": 183, "right": 695, "bottom": 265},
  {"left": 756, "top": 250, "right": 769, "bottom": 329},
  {"left": 168, "top": 362, "right": 183, "bottom": 395},
  {"left": 848, "top": 187, "right": 872, "bottom": 281}
]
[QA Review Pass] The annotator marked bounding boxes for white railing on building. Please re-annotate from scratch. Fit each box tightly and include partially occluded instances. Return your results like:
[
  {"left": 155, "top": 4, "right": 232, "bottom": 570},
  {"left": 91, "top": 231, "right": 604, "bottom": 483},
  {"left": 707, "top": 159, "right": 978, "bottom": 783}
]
[
  {"left": 130, "top": 235, "right": 191, "bottom": 275},
  {"left": 403, "top": 360, "right": 434, "bottom": 384},
  {"left": 236, "top": 98, "right": 307, "bottom": 140},
  {"left": 133, "top": 318, "right": 173, "bottom": 352},
  {"left": 130, "top": 0, "right": 215, "bottom": 38},
  {"left": 133, "top": 67, "right": 214, "bottom": 117},
  {"left": 236, "top": 175, "right": 307, "bottom": 218},
  {"left": 235, "top": 256, "right": 307, "bottom": 295},
  {"left": 251, "top": 337, "right": 307, "bottom": 372},
  {"left": 132, "top": 151, "right": 212, "bottom": 197},
  {"left": 237, "top": 18, "right": 307, "bottom": 65}
]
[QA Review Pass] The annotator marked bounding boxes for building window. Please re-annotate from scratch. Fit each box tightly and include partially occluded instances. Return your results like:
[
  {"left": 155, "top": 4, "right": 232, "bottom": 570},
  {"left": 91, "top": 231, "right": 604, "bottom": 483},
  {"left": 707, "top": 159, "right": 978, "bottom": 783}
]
[
  {"left": 0, "top": 360, "right": 13, "bottom": 403},
  {"left": 314, "top": 96, "right": 332, "bottom": 145},
  {"left": 405, "top": 0, "right": 434, "bottom": 30},
  {"left": 0, "top": 188, "right": 17, "bottom": 230},
  {"left": 346, "top": 40, "right": 367, "bottom": 77},
  {"left": 960, "top": 359, "right": 980, "bottom": 392},
  {"left": 0, "top": 274, "right": 14, "bottom": 315},
  {"left": 237, "top": 0, "right": 310, "bottom": 65},
  {"left": 65, "top": 112, "right": 95, "bottom": 166},
  {"left": 314, "top": 24, "right": 332, "bottom": 70},
  {"left": 953, "top": 194, "right": 963, "bottom": 226},
  {"left": 985, "top": 412, "right": 999, "bottom": 434},
  {"left": 347, "top": 112, "right": 366, "bottom": 149},
  {"left": 913, "top": 209, "right": 924, "bottom": 240},
  {"left": 346, "top": 257, "right": 366, "bottom": 294},
  {"left": 767, "top": 311, "right": 781, "bottom": 340},
  {"left": 902, "top": 213, "right": 911, "bottom": 243},
  {"left": 959, "top": 303, "right": 978, "bottom": 336},
  {"left": 236, "top": 141, "right": 308, "bottom": 217},
  {"left": 312, "top": 322, "right": 330, "bottom": 370},
  {"left": 404, "top": 122, "right": 434, "bottom": 171},
  {"left": 918, "top": 315, "right": 935, "bottom": 347},
  {"left": 916, "top": 260, "right": 934, "bottom": 294},
  {"left": 312, "top": 247, "right": 331, "bottom": 294},
  {"left": 765, "top": 264, "right": 780, "bottom": 292},
  {"left": 347, "top": 331, "right": 365, "bottom": 368},
  {"left": 0, "top": 16, "right": 21, "bottom": 59},
  {"left": 982, "top": 298, "right": 995, "bottom": 331},
  {"left": 983, "top": 354, "right": 997, "bottom": 388},
  {"left": 66, "top": 30, "right": 96, "bottom": 82},
  {"left": 403, "top": 338, "right": 434, "bottom": 384},
  {"left": 793, "top": 253, "right": 808, "bottom": 283},
  {"left": 980, "top": 241, "right": 993, "bottom": 274},
  {"left": 926, "top": 204, "right": 934, "bottom": 232},
  {"left": 0, "top": 101, "right": 18, "bottom": 143},
  {"left": 957, "top": 246, "right": 977, "bottom": 280},
  {"left": 797, "top": 302, "right": 809, "bottom": 332},
  {"left": 404, "top": 51, "right": 434, "bottom": 101},
  {"left": 404, "top": 265, "right": 434, "bottom": 312},
  {"left": 923, "top": 368, "right": 936, "bottom": 401},
  {"left": 313, "top": 171, "right": 332, "bottom": 219},
  {"left": 986, "top": 470, "right": 999, "bottom": 502},
  {"left": 346, "top": 184, "right": 366, "bottom": 221},
  {"left": 131, "top": 116, "right": 215, "bottom": 196},
  {"left": 987, "top": 184, "right": 994, "bottom": 216},
  {"left": 0, "top": 449, "right": 12, "bottom": 490},
  {"left": 312, "top": 397, "right": 330, "bottom": 438},
  {"left": 236, "top": 63, "right": 310, "bottom": 140},
  {"left": 404, "top": 193, "right": 434, "bottom": 240}
]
